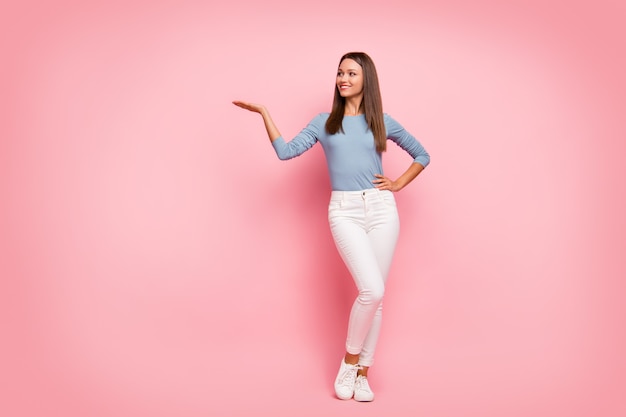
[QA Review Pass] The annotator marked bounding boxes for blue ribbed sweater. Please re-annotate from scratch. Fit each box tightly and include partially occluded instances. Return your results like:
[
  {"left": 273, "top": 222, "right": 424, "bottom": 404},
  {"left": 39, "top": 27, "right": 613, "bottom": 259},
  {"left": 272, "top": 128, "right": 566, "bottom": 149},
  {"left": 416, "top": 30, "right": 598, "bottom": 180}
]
[{"left": 271, "top": 113, "right": 430, "bottom": 191}]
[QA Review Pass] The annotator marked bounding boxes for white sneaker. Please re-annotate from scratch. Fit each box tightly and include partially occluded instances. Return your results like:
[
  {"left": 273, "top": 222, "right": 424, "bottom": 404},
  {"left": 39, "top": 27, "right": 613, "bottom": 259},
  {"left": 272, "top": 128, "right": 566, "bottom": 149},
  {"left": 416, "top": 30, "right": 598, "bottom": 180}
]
[
  {"left": 353, "top": 375, "right": 375, "bottom": 402},
  {"left": 334, "top": 360, "right": 360, "bottom": 400}
]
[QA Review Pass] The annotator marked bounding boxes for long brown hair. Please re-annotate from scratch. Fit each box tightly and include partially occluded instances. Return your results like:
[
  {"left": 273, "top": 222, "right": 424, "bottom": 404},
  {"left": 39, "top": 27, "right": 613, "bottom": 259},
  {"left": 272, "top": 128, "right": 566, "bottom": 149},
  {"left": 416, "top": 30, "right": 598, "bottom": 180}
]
[{"left": 325, "top": 52, "right": 386, "bottom": 152}]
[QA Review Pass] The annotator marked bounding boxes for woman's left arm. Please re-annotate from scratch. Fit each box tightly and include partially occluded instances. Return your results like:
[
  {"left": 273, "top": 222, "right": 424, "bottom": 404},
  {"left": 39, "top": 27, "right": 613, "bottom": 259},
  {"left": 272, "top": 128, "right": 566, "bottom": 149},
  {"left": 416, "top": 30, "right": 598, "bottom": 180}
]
[{"left": 374, "top": 114, "right": 430, "bottom": 192}]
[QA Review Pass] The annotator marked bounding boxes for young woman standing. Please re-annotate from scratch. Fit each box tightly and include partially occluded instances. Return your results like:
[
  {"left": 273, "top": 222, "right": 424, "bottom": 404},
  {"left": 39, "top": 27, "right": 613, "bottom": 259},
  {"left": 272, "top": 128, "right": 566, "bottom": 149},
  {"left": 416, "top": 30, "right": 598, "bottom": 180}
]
[{"left": 233, "top": 52, "right": 430, "bottom": 401}]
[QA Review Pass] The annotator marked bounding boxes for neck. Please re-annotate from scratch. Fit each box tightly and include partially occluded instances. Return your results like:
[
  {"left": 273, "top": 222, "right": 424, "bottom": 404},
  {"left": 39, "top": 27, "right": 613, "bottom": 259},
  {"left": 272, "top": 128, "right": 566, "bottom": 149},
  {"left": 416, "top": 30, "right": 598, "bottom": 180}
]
[{"left": 344, "top": 97, "right": 363, "bottom": 116}]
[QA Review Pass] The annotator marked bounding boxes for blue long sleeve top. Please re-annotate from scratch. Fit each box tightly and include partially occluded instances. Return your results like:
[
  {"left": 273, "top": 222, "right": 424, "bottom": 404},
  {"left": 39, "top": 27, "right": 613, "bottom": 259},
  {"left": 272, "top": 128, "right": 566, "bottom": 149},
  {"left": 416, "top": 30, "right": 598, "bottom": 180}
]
[{"left": 271, "top": 113, "right": 430, "bottom": 191}]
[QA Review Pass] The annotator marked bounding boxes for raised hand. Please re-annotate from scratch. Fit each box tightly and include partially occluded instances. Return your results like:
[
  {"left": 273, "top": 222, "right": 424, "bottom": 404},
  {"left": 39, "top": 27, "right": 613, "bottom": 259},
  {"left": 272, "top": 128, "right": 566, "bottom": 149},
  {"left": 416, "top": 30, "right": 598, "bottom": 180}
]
[
  {"left": 232, "top": 100, "right": 281, "bottom": 141},
  {"left": 232, "top": 100, "right": 266, "bottom": 114}
]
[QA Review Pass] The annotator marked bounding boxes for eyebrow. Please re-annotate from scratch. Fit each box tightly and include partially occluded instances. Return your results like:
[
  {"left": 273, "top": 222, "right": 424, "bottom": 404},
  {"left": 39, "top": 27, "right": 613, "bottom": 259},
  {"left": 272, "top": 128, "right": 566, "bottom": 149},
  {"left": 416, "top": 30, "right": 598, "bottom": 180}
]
[{"left": 338, "top": 68, "right": 360, "bottom": 72}]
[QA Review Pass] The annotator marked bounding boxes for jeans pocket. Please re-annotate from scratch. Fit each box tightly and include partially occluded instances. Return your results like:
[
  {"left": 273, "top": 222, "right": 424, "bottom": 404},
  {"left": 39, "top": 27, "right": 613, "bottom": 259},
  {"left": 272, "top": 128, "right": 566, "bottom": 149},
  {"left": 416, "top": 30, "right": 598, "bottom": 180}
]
[
  {"left": 381, "top": 192, "right": 397, "bottom": 208},
  {"left": 328, "top": 200, "right": 342, "bottom": 219}
]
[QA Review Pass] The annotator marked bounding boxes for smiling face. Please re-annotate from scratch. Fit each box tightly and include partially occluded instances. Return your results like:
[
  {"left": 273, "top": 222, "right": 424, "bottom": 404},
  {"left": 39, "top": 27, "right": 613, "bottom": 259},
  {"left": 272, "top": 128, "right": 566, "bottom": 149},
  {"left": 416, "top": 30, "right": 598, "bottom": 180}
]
[{"left": 336, "top": 58, "right": 364, "bottom": 100}]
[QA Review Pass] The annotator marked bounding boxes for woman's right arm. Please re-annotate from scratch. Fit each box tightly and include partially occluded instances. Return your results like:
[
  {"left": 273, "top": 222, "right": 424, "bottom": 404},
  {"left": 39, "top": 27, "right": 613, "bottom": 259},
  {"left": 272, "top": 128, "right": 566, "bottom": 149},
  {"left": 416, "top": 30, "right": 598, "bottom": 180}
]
[
  {"left": 233, "top": 101, "right": 321, "bottom": 160},
  {"left": 232, "top": 101, "right": 281, "bottom": 142}
]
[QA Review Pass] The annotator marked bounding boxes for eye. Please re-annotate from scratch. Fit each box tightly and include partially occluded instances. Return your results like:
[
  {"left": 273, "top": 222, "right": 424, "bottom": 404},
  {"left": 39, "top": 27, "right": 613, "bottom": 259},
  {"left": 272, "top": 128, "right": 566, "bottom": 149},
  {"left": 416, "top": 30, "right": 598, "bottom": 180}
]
[{"left": 349, "top": 72, "right": 356, "bottom": 77}]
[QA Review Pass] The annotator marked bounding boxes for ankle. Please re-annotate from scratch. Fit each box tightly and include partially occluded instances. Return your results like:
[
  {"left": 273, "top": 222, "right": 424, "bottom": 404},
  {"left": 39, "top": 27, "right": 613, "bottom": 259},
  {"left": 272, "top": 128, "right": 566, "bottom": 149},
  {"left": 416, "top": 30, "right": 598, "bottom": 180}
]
[{"left": 344, "top": 352, "right": 360, "bottom": 365}]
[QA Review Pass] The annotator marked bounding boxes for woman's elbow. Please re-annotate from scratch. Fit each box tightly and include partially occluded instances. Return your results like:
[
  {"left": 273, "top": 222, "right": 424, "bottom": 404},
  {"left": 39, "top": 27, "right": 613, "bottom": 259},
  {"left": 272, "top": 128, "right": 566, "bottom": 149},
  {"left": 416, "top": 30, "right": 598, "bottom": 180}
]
[
  {"left": 416, "top": 154, "right": 430, "bottom": 168},
  {"left": 276, "top": 153, "right": 293, "bottom": 161}
]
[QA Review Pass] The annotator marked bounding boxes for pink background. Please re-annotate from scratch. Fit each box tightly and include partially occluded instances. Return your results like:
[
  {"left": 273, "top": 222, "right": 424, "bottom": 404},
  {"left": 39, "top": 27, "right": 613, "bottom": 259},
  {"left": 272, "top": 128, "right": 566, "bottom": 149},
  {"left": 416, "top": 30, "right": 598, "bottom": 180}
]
[{"left": 2, "top": 1, "right": 625, "bottom": 416}]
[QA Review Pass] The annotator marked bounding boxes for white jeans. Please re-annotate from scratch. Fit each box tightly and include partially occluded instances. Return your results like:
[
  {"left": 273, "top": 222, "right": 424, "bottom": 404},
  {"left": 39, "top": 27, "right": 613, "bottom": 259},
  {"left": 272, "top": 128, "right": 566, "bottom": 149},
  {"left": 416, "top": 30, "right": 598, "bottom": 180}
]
[{"left": 328, "top": 188, "right": 400, "bottom": 367}]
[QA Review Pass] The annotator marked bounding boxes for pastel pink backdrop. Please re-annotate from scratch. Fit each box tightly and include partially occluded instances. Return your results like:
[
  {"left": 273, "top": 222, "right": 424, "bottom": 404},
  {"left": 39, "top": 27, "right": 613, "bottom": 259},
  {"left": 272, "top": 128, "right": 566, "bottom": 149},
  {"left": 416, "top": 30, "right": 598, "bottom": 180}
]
[{"left": 1, "top": 1, "right": 625, "bottom": 416}]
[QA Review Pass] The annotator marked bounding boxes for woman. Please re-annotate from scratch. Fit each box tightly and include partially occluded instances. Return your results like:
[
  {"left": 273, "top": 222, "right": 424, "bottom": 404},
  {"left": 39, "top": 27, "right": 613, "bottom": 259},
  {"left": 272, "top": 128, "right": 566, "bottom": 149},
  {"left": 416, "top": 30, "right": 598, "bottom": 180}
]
[{"left": 233, "top": 52, "right": 430, "bottom": 402}]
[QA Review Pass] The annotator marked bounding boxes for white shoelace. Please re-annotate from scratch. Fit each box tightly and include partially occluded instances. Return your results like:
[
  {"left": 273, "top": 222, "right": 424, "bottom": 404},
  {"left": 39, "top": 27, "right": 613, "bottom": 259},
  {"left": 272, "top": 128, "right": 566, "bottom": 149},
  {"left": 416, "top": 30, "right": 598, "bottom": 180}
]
[
  {"left": 338, "top": 364, "right": 360, "bottom": 387},
  {"left": 355, "top": 375, "right": 372, "bottom": 393}
]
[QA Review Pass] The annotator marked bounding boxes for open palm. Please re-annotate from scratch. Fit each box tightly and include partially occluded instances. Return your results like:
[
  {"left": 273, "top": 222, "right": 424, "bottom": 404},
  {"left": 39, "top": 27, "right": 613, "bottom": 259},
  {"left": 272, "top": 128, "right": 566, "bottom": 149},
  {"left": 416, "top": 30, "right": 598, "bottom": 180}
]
[{"left": 232, "top": 100, "right": 265, "bottom": 114}]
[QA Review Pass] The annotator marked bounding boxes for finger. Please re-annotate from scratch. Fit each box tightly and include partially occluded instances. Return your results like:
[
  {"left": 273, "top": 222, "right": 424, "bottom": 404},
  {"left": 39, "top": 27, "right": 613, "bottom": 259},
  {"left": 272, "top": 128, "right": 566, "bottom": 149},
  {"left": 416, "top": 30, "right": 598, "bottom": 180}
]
[{"left": 233, "top": 101, "right": 253, "bottom": 108}]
